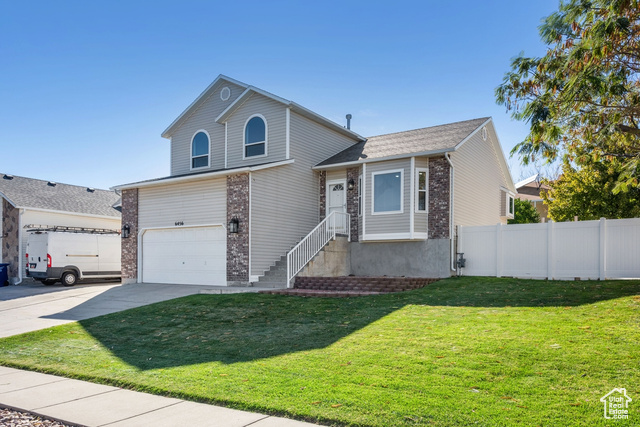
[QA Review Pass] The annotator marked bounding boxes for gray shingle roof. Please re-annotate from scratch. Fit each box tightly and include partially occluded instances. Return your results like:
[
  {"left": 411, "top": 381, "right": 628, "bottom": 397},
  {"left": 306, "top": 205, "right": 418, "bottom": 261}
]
[
  {"left": 0, "top": 174, "right": 121, "bottom": 218},
  {"left": 316, "top": 117, "right": 490, "bottom": 167}
]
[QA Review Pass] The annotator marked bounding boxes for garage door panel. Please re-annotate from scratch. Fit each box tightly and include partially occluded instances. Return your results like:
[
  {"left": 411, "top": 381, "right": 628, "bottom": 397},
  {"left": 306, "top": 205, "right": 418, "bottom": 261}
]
[{"left": 142, "top": 226, "right": 226, "bottom": 286}]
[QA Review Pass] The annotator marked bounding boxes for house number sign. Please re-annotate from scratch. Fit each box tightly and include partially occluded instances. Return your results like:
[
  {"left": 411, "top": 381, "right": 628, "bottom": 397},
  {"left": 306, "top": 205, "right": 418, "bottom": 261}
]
[{"left": 175, "top": 221, "right": 184, "bottom": 226}]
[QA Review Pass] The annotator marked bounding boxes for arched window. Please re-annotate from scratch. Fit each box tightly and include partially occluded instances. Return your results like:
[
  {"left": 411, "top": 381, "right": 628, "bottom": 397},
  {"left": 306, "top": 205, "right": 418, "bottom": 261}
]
[
  {"left": 244, "top": 115, "right": 267, "bottom": 158},
  {"left": 191, "top": 131, "right": 210, "bottom": 169}
]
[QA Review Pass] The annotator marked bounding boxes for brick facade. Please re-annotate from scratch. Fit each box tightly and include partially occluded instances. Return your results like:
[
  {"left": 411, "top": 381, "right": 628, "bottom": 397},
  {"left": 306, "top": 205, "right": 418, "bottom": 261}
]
[
  {"left": 227, "top": 173, "right": 250, "bottom": 283},
  {"left": 346, "top": 167, "right": 359, "bottom": 242},
  {"left": 319, "top": 171, "right": 326, "bottom": 221},
  {"left": 121, "top": 188, "right": 138, "bottom": 282},
  {"left": 2, "top": 199, "right": 20, "bottom": 280},
  {"left": 428, "top": 157, "right": 451, "bottom": 239}
]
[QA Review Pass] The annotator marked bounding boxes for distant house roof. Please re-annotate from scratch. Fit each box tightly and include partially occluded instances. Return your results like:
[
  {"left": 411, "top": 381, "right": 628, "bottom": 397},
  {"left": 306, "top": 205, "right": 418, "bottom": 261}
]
[
  {"left": 515, "top": 174, "right": 551, "bottom": 199},
  {"left": 515, "top": 174, "right": 541, "bottom": 189},
  {"left": 0, "top": 174, "right": 121, "bottom": 218},
  {"left": 316, "top": 117, "right": 490, "bottom": 167}
]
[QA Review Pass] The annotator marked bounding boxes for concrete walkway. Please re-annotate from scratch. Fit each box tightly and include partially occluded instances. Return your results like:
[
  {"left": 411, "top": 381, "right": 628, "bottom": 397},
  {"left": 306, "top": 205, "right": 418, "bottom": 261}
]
[
  {"left": 0, "top": 281, "right": 314, "bottom": 427},
  {"left": 0, "top": 281, "right": 275, "bottom": 338},
  {"left": 0, "top": 366, "right": 314, "bottom": 426}
]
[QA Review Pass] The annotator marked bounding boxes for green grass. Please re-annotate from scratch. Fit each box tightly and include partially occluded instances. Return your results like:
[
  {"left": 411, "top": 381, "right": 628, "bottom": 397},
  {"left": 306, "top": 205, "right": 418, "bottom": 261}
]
[{"left": 0, "top": 277, "right": 638, "bottom": 426}]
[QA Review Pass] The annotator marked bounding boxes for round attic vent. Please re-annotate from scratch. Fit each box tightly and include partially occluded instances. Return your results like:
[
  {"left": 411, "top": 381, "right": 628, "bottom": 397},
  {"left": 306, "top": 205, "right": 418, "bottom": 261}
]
[{"left": 220, "top": 86, "right": 231, "bottom": 101}]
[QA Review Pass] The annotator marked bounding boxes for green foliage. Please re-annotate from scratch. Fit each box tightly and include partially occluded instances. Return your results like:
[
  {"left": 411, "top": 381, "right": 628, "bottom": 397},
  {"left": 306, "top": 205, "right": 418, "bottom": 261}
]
[
  {"left": 496, "top": 0, "right": 640, "bottom": 192},
  {"left": 543, "top": 157, "right": 640, "bottom": 221},
  {"left": 508, "top": 198, "right": 541, "bottom": 224}
]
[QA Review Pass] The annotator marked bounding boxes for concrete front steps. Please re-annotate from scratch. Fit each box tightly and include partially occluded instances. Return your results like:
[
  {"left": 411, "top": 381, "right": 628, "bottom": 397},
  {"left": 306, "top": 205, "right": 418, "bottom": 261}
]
[
  {"left": 252, "top": 236, "right": 350, "bottom": 289},
  {"left": 260, "top": 276, "right": 439, "bottom": 297}
]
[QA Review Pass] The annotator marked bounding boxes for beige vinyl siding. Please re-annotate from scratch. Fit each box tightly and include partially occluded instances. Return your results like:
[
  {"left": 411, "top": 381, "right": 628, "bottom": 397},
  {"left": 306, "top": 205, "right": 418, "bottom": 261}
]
[
  {"left": 364, "top": 158, "right": 411, "bottom": 236},
  {"left": 226, "top": 94, "right": 287, "bottom": 169},
  {"left": 21, "top": 210, "right": 121, "bottom": 269},
  {"left": 138, "top": 178, "right": 226, "bottom": 229},
  {"left": 414, "top": 157, "right": 428, "bottom": 235},
  {"left": 250, "top": 111, "right": 357, "bottom": 277},
  {"left": 170, "top": 81, "right": 245, "bottom": 176},
  {"left": 327, "top": 170, "right": 345, "bottom": 182},
  {"left": 451, "top": 124, "right": 510, "bottom": 227}
]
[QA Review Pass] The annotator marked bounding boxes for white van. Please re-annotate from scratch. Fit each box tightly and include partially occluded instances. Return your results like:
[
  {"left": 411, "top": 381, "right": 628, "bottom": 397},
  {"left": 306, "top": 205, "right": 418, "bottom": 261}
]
[{"left": 26, "top": 230, "right": 121, "bottom": 286}]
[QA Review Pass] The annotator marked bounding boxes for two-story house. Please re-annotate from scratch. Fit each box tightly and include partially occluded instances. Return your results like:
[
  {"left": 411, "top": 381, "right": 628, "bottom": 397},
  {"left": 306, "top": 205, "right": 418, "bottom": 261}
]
[{"left": 114, "top": 75, "right": 515, "bottom": 286}]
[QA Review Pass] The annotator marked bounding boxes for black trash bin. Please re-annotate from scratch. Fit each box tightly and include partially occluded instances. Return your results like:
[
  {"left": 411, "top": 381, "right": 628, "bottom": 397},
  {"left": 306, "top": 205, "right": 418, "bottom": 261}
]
[{"left": 0, "top": 263, "right": 9, "bottom": 287}]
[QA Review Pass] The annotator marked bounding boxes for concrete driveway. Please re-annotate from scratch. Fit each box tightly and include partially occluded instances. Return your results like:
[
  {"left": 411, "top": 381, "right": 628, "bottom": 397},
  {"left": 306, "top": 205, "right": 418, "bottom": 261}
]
[{"left": 0, "top": 280, "right": 264, "bottom": 338}]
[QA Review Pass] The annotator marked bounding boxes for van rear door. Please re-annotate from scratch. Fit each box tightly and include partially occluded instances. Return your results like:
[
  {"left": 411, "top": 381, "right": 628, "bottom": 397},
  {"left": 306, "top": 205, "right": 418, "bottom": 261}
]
[{"left": 27, "top": 233, "right": 49, "bottom": 275}]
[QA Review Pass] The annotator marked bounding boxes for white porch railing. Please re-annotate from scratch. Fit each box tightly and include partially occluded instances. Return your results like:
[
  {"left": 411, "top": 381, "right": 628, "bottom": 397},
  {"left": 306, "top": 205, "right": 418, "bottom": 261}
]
[{"left": 286, "top": 211, "right": 350, "bottom": 288}]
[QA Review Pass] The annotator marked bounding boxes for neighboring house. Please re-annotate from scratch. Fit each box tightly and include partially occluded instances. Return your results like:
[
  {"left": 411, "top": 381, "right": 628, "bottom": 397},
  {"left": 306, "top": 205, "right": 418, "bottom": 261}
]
[
  {"left": 515, "top": 174, "right": 550, "bottom": 221},
  {"left": 114, "top": 75, "right": 515, "bottom": 286},
  {"left": 0, "top": 174, "right": 122, "bottom": 284}
]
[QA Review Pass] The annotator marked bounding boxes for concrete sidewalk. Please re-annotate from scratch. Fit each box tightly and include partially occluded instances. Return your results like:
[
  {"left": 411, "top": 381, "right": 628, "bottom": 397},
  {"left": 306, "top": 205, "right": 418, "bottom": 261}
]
[{"left": 0, "top": 366, "right": 317, "bottom": 427}]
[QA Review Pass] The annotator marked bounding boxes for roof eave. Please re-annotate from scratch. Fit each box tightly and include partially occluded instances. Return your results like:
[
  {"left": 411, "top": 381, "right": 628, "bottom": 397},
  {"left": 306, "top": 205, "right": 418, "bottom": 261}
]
[
  {"left": 0, "top": 191, "right": 16, "bottom": 207},
  {"left": 112, "top": 159, "right": 295, "bottom": 191},
  {"left": 313, "top": 148, "right": 455, "bottom": 170}
]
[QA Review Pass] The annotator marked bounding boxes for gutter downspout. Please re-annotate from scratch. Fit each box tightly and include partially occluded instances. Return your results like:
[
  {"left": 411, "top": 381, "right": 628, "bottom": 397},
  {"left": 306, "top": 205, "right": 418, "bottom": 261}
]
[
  {"left": 15, "top": 208, "right": 25, "bottom": 285},
  {"left": 444, "top": 154, "right": 455, "bottom": 271}
]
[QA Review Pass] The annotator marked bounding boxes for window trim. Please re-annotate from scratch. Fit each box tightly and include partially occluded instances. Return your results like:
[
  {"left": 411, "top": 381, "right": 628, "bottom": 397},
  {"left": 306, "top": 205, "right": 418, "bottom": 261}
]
[
  {"left": 190, "top": 129, "right": 211, "bottom": 170},
  {"left": 415, "top": 167, "right": 428, "bottom": 213},
  {"left": 507, "top": 193, "right": 515, "bottom": 218},
  {"left": 358, "top": 174, "right": 363, "bottom": 217},
  {"left": 243, "top": 114, "right": 268, "bottom": 160},
  {"left": 371, "top": 169, "right": 404, "bottom": 216}
]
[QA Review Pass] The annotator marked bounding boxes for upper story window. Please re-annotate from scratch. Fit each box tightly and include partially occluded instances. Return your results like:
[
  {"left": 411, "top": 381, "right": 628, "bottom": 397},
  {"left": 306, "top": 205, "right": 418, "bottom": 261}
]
[
  {"left": 191, "top": 130, "right": 210, "bottom": 169},
  {"left": 372, "top": 169, "right": 404, "bottom": 215},
  {"left": 416, "top": 168, "right": 428, "bottom": 212},
  {"left": 244, "top": 115, "right": 267, "bottom": 158}
]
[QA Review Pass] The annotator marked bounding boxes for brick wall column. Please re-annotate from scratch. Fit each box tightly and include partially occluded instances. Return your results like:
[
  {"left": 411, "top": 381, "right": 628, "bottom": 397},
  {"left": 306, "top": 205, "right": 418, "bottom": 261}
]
[
  {"left": 2, "top": 199, "right": 20, "bottom": 280},
  {"left": 121, "top": 189, "right": 138, "bottom": 282},
  {"left": 227, "top": 173, "right": 250, "bottom": 283},
  {"left": 346, "top": 167, "right": 359, "bottom": 242},
  {"left": 319, "top": 171, "right": 326, "bottom": 221},
  {"left": 428, "top": 157, "right": 451, "bottom": 239}
]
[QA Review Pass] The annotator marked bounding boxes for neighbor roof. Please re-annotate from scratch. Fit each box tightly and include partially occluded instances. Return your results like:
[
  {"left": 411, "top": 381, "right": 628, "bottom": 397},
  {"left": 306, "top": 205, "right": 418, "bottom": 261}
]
[
  {"left": 316, "top": 117, "right": 491, "bottom": 167},
  {"left": 0, "top": 174, "right": 121, "bottom": 218},
  {"left": 515, "top": 174, "right": 540, "bottom": 189}
]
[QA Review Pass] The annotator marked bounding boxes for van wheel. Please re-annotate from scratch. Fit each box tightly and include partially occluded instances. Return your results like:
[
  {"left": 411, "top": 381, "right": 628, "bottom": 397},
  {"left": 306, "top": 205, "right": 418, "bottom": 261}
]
[{"left": 62, "top": 272, "right": 77, "bottom": 286}]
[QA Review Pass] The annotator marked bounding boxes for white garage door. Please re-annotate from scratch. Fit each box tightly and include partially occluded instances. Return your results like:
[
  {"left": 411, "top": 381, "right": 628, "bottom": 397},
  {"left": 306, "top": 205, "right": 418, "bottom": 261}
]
[{"left": 142, "top": 226, "right": 226, "bottom": 286}]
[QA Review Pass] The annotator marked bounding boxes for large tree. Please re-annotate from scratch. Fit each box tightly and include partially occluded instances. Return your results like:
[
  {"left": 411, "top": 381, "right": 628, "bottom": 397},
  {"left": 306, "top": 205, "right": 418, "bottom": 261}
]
[
  {"left": 542, "top": 156, "right": 640, "bottom": 220},
  {"left": 496, "top": 0, "right": 640, "bottom": 192}
]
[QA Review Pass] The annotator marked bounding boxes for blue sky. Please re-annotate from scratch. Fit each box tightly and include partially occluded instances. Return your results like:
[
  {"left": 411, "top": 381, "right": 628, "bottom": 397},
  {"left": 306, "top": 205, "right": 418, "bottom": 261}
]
[{"left": 1, "top": 0, "right": 560, "bottom": 190}]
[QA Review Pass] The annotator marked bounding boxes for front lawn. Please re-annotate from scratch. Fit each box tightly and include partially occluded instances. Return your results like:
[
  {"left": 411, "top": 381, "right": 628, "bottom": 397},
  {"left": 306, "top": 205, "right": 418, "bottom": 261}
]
[{"left": 0, "top": 277, "right": 638, "bottom": 426}]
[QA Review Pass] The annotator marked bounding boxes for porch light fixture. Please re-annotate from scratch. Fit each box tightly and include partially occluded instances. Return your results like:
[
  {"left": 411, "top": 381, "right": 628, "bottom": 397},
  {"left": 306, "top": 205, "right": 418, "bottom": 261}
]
[
  {"left": 121, "top": 224, "right": 130, "bottom": 239},
  {"left": 347, "top": 178, "right": 355, "bottom": 190},
  {"left": 229, "top": 217, "right": 240, "bottom": 233}
]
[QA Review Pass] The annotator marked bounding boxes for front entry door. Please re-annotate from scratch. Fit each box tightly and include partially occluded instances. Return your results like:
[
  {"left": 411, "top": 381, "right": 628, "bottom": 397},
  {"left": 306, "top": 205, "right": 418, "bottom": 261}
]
[{"left": 327, "top": 181, "right": 347, "bottom": 234}]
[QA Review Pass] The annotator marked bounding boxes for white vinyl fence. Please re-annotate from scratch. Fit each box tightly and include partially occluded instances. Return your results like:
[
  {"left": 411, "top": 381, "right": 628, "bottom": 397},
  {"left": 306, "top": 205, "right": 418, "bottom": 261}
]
[{"left": 458, "top": 218, "right": 640, "bottom": 280}]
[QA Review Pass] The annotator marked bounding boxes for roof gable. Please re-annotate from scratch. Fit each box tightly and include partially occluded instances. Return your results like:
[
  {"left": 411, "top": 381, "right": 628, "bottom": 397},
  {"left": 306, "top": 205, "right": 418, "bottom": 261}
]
[
  {"left": 162, "top": 75, "right": 248, "bottom": 138},
  {"left": 0, "top": 174, "right": 121, "bottom": 218},
  {"left": 163, "top": 74, "right": 365, "bottom": 142}
]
